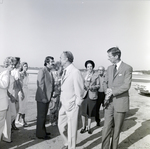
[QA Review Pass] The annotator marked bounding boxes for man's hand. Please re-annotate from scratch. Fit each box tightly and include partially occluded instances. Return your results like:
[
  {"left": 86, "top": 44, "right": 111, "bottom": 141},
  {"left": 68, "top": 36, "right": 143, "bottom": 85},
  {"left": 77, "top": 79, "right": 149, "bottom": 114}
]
[
  {"left": 42, "top": 98, "right": 47, "bottom": 103},
  {"left": 10, "top": 95, "right": 17, "bottom": 103},
  {"left": 18, "top": 91, "right": 25, "bottom": 100},
  {"left": 105, "top": 88, "right": 112, "bottom": 95},
  {"left": 84, "top": 85, "right": 89, "bottom": 91},
  {"left": 104, "top": 99, "right": 110, "bottom": 109},
  {"left": 104, "top": 88, "right": 113, "bottom": 109}
]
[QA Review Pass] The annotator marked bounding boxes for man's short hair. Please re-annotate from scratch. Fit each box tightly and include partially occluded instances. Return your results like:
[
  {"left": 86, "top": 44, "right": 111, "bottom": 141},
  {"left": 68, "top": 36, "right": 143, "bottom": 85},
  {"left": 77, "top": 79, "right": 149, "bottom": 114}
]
[
  {"left": 63, "top": 51, "right": 74, "bottom": 63},
  {"left": 107, "top": 47, "right": 121, "bottom": 59},
  {"left": 98, "top": 66, "right": 105, "bottom": 71},
  {"left": 44, "top": 56, "right": 54, "bottom": 66}
]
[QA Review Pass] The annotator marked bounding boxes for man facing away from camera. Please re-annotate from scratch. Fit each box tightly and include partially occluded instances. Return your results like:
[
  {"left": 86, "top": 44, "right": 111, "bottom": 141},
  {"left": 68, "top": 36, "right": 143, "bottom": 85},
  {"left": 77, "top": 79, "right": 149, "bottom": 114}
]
[
  {"left": 58, "top": 51, "right": 84, "bottom": 149},
  {"left": 101, "top": 47, "right": 133, "bottom": 149}
]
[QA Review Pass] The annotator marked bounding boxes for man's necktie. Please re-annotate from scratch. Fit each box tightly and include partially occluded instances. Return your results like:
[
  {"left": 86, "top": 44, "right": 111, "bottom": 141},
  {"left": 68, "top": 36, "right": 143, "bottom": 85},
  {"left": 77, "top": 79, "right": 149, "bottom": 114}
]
[
  {"left": 61, "top": 70, "right": 66, "bottom": 80},
  {"left": 113, "top": 65, "right": 117, "bottom": 77}
]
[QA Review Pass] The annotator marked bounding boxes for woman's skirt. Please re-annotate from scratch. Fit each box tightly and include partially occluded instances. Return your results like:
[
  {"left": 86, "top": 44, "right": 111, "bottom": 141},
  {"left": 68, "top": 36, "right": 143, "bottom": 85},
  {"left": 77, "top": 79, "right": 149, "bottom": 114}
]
[{"left": 81, "top": 93, "right": 97, "bottom": 118}]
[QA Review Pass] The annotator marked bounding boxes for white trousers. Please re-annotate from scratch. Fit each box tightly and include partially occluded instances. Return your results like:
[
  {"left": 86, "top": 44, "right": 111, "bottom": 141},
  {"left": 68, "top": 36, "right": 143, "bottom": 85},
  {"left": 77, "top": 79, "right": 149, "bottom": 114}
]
[
  {"left": 0, "top": 110, "right": 7, "bottom": 141},
  {"left": 58, "top": 105, "right": 79, "bottom": 149},
  {"left": 2, "top": 101, "right": 11, "bottom": 142},
  {"left": 9, "top": 101, "right": 17, "bottom": 123}
]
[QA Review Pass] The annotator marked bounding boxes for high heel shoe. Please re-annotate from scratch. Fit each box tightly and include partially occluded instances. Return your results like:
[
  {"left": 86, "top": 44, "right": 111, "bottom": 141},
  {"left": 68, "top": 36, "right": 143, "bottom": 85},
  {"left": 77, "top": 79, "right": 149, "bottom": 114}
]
[
  {"left": 80, "top": 127, "right": 86, "bottom": 133},
  {"left": 12, "top": 120, "right": 19, "bottom": 130},
  {"left": 88, "top": 129, "right": 92, "bottom": 134}
]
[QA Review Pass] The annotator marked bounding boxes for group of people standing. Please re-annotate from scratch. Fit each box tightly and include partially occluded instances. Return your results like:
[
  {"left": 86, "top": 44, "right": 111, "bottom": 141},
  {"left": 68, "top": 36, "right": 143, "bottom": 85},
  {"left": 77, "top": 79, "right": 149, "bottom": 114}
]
[
  {"left": 35, "top": 47, "right": 133, "bottom": 149},
  {"left": 0, "top": 57, "right": 29, "bottom": 143},
  {"left": 0, "top": 46, "right": 133, "bottom": 149}
]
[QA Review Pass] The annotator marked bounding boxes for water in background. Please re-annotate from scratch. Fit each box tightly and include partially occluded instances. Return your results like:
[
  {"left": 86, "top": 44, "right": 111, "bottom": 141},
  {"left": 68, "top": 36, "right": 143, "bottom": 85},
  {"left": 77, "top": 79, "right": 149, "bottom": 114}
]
[
  {"left": 132, "top": 74, "right": 150, "bottom": 83},
  {"left": 27, "top": 69, "right": 150, "bottom": 85}
]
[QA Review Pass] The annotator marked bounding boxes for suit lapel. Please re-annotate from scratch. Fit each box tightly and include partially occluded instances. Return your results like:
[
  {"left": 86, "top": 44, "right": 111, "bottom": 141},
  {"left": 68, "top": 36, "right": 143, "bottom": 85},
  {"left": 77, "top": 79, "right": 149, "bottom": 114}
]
[
  {"left": 44, "top": 67, "right": 53, "bottom": 84},
  {"left": 61, "top": 64, "right": 73, "bottom": 85},
  {"left": 113, "top": 62, "right": 124, "bottom": 79}
]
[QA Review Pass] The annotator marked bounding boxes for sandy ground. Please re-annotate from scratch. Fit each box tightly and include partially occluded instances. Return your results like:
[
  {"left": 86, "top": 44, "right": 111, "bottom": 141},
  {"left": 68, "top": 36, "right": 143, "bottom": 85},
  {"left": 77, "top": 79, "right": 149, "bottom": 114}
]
[{"left": 0, "top": 75, "right": 150, "bottom": 149}]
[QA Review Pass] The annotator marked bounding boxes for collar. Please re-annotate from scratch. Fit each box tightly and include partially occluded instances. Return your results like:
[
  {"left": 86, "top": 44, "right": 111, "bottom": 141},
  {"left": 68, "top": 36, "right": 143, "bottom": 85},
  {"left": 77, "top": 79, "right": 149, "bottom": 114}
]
[
  {"left": 87, "top": 70, "right": 94, "bottom": 76},
  {"left": 45, "top": 66, "right": 51, "bottom": 72},
  {"left": 63, "top": 63, "right": 72, "bottom": 74},
  {"left": 115, "top": 60, "right": 122, "bottom": 70},
  {"left": 99, "top": 74, "right": 105, "bottom": 77}
]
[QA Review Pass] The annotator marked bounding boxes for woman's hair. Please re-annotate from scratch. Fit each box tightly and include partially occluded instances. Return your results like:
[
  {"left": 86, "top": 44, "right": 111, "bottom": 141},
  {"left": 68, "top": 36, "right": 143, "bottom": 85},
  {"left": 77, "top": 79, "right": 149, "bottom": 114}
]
[
  {"left": 44, "top": 56, "right": 54, "bottom": 66},
  {"left": 20, "top": 62, "right": 28, "bottom": 71},
  {"left": 85, "top": 60, "right": 95, "bottom": 68},
  {"left": 3, "top": 57, "right": 16, "bottom": 68}
]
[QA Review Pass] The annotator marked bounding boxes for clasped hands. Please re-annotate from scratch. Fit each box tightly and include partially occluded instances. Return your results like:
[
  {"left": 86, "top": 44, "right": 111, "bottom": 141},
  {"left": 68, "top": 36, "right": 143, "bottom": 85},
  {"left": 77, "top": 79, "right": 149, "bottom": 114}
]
[
  {"left": 84, "top": 85, "right": 95, "bottom": 91},
  {"left": 104, "top": 88, "right": 113, "bottom": 108}
]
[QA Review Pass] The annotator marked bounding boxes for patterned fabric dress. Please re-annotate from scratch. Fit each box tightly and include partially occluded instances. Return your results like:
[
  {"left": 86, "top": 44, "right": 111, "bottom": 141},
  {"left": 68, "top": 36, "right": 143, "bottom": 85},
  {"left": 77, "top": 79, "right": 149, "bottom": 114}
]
[{"left": 49, "top": 71, "right": 61, "bottom": 125}]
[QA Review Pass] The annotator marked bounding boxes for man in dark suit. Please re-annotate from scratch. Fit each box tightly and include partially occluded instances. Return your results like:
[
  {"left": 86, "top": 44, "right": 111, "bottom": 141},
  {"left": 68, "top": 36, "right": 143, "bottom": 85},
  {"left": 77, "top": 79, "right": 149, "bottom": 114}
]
[
  {"left": 35, "top": 56, "right": 54, "bottom": 140},
  {"left": 95, "top": 66, "right": 105, "bottom": 127},
  {"left": 101, "top": 47, "right": 133, "bottom": 149}
]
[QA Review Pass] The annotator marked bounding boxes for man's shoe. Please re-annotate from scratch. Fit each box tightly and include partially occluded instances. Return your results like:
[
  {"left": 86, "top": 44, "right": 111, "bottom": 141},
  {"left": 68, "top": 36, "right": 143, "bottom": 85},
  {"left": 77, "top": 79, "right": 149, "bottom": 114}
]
[
  {"left": 12, "top": 124, "right": 19, "bottom": 130},
  {"left": 61, "top": 146, "right": 68, "bottom": 149},
  {"left": 3, "top": 140, "right": 12, "bottom": 143},
  {"left": 88, "top": 129, "right": 92, "bottom": 134},
  {"left": 37, "top": 135, "right": 51, "bottom": 140},
  {"left": 44, "top": 136, "right": 51, "bottom": 140},
  {"left": 46, "top": 132, "right": 51, "bottom": 136},
  {"left": 97, "top": 122, "right": 100, "bottom": 127}
]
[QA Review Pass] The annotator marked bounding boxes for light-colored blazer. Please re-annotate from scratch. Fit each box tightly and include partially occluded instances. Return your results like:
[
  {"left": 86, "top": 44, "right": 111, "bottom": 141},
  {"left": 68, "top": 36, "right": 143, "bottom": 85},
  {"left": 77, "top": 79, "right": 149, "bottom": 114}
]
[
  {"left": 105, "top": 62, "right": 133, "bottom": 112},
  {"left": 82, "top": 71, "right": 100, "bottom": 100},
  {"left": 0, "top": 69, "right": 10, "bottom": 111},
  {"left": 60, "top": 64, "right": 84, "bottom": 112},
  {"left": 35, "top": 66, "right": 54, "bottom": 103}
]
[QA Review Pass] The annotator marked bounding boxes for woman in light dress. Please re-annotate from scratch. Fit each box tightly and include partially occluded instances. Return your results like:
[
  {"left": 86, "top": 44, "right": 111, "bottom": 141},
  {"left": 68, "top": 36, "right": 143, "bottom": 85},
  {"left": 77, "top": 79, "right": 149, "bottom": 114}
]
[
  {"left": 11, "top": 57, "right": 24, "bottom": 130},
  {"left": 16, "top": 62, "right": 29, "bottom": 127},
  {"left": 0, "top": 57, "right": 16, "bottom": 142}
]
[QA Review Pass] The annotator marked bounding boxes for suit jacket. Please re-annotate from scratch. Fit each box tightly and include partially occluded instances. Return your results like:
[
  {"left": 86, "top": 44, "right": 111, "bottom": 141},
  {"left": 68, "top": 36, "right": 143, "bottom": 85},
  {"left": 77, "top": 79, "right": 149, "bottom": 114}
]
[
  {"left": 0, "top": 69, "right": 10, "bottom": 111},
  {"left": 35, "top": 66, "right": 54, "bottom": 103},
  {"left": 82, "top": 71, "right": 100, "bottom": 100},
  {"left": 60, "top": 64, "right": 84, "bottom": 112},
  {"left": 105, "top": 62, "right": 133, "bottom": 112}
]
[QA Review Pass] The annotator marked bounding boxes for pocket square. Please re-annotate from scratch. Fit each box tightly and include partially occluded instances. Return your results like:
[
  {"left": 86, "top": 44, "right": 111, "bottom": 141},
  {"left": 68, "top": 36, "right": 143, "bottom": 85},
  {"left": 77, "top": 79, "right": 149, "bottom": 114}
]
[{"left": 118, "top": 74, "right": 122, "bottom": 76}]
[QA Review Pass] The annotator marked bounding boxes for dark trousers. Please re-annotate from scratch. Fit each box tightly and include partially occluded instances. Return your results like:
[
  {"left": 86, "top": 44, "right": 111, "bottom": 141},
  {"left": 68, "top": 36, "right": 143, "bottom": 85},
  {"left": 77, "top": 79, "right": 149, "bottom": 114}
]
[
  {"left": 95, "top": 92, "right": 105, "bottom": 123},
  {"left": 101, "top": 102, "right": 126, "bottom": 149},
  {"left": 36, "top": 101, "right": 49, "bottom": 138}
]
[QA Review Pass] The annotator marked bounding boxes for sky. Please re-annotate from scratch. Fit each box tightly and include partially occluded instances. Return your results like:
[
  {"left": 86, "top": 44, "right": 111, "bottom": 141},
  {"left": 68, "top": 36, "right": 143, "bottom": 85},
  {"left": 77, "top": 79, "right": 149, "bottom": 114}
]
[{"left": 0, "top": 0, "right": 150, "bottom": 71}]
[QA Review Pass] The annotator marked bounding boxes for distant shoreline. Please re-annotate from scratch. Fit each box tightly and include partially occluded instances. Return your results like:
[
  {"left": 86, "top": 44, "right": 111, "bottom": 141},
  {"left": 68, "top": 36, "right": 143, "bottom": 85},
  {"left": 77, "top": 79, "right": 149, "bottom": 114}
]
[
  {"left": 132, "top": 79, "right": 150, "bottom": 83},
  {"left": 28, "top": 72, "right": 150, "bottom": 83}
]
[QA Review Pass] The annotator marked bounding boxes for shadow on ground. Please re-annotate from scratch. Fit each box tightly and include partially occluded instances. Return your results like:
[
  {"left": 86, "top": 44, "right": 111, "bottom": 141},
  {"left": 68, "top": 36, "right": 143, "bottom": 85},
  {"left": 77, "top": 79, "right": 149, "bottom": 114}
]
[
  {"left": 0, "top": 119, "right": 60, "bottom": 149},
  {"left": 119, "top": 119, "right": 150, "bottom": 148}
]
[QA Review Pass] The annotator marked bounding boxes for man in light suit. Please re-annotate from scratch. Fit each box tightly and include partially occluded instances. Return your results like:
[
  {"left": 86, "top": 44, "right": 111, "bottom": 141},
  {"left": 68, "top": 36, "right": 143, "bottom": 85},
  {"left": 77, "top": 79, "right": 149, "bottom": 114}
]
[
  {"left": 35, "top": 56, "right": 54, "bottom": 140},
  {"left": 101, "top": 47, "right": 133, "bottom": 149},
  {"left": 58, "top": 51, "right": 84, "bottom": 149}
]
